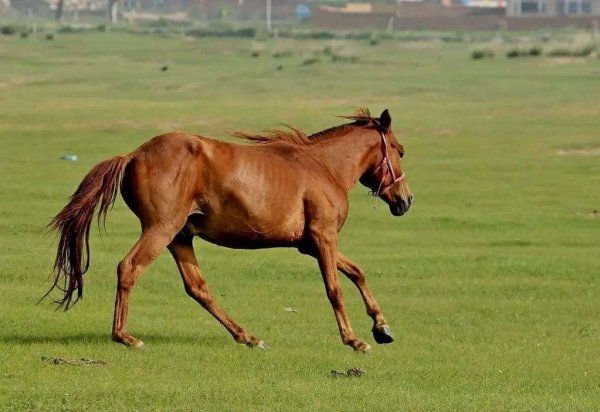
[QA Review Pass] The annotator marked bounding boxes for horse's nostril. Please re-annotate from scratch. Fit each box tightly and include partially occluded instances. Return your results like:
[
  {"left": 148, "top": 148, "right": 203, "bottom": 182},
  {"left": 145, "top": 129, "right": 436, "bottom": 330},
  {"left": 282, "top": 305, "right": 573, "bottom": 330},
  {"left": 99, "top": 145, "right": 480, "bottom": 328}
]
[{"left": 408, "top": 195, "right": 414, "bottom": 206}]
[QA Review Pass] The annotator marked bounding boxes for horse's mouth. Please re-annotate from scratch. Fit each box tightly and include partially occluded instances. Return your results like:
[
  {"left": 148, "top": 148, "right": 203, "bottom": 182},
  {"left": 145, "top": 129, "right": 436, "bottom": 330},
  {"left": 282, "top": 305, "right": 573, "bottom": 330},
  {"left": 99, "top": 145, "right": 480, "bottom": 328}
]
[
  {"left": 390, "top": 203, "right": 407, "bottom": 216},
  {"left": 389, "top": 194, "right": 413, "bottom": 216}
]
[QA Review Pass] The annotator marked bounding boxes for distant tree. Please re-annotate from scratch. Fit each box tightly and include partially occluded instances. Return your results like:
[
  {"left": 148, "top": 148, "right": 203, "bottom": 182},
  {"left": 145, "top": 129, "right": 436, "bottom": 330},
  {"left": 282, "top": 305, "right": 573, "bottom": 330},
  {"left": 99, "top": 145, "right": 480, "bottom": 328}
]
[{"left": 55, "top": 0, "right": 65, "bottom": 21}]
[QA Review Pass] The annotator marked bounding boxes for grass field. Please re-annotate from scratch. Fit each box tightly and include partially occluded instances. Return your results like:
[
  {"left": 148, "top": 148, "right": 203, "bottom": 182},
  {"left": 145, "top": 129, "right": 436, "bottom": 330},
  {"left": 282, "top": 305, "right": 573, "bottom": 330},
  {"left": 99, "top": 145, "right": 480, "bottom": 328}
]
[{"left": 1, "top": 30, "right": 599, "bottom": 410}]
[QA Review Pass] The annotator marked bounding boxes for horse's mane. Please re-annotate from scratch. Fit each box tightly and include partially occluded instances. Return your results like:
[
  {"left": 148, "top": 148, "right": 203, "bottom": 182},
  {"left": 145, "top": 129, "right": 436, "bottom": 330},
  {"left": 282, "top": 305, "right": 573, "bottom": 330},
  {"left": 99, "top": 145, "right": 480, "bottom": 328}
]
[{"left": 233, "top": 108, "right": 377, "bottom": 146}]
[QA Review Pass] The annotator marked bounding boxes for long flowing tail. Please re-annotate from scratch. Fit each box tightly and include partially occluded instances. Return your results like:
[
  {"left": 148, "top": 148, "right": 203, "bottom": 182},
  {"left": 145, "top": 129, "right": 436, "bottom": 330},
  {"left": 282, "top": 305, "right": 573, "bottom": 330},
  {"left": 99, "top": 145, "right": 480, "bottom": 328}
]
[{"left": 43, "top": 155, "right": 131, "bottom": 310}]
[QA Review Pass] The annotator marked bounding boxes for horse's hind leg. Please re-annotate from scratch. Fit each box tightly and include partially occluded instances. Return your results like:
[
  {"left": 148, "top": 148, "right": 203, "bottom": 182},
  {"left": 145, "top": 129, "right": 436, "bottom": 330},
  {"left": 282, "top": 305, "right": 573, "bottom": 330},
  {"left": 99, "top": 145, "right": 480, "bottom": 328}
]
[
  {"left": 168, "top": 234, "right": 265, "bottom": 348},
  {"left": 112, "top": 227, "right": 176, "bottom": 348},
  {"left": 336, "top": 252, "right": 393, "bottom": 344}
]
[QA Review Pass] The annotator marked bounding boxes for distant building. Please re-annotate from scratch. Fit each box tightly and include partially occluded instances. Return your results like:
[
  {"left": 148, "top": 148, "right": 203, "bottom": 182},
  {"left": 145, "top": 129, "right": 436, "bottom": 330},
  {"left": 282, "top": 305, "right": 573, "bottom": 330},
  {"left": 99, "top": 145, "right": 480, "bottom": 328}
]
[
  {"left": 319, "top": 2, "right": 374, "bottom": 13},
  {"left": 44, "top": 0, "right": 107, "bottom": 11},
  {"left": 464, "top": 0, "right": 506, "bottom": 7},
  {"left": 507, "top": 0, "right": 600, "bottom": 16},
  {"left": 312, "top": 0, "right": 600, "bottom": 30},
  {"left": 0, "top": 0, "right": 10, "bottom": 14}
]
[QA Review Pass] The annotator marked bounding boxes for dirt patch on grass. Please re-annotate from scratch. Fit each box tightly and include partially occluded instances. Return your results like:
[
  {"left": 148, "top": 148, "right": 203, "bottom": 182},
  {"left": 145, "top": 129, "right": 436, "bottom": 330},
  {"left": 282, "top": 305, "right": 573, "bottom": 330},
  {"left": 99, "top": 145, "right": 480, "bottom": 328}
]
[
  {"left": 557, "top": 147, "right": 600, "bottom": 156},
  {"left": 541, "top": 57, "right": 587, "bottom": 67},
  {"left": 42, "top": 356, "right": 106, "bottom": 367},
  {"left": 331, "top": 367, "right": 365, "bottom": 378},
  {"left": 0, "top": 75, "right": 52, "bottom": 89}
]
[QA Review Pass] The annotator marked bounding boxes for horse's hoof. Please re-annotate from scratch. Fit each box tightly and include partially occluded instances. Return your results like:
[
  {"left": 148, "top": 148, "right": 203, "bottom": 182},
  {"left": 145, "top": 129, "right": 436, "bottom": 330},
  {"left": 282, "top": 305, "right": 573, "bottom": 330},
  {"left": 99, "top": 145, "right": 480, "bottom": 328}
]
[
  {"left": 372, "top": 325, "right": 394, "bottom": 344},
  {"left": 131, "top": 340, "right": 145, "bottom": 349},
  {"left": 352, "top": 341, "right": 371, "bottom": 353},
  {"left": 243, "top": 338, "right": 268, "bottom": 350},
  {"left": 113, "top": 334, "right": 145, "bottom": 349}
]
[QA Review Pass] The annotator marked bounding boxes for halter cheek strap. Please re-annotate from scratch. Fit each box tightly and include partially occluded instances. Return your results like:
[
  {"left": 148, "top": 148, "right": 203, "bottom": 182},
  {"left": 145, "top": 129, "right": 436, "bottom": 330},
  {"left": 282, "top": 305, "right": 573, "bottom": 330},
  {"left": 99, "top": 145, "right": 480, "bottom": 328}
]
[{"left": 370, "top": 131, "right": 405, "bottom": 197}]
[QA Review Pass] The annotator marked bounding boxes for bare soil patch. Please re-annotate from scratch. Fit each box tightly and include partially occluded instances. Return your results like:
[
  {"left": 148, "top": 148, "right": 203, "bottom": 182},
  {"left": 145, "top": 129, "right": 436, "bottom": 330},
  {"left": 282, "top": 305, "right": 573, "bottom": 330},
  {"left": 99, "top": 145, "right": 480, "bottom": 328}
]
[
  {"left": 557, "top": 147, "right": 600, "bottom": 156},
  {"left": 42, "top": 356, "right": 106, "bottom": 367}
]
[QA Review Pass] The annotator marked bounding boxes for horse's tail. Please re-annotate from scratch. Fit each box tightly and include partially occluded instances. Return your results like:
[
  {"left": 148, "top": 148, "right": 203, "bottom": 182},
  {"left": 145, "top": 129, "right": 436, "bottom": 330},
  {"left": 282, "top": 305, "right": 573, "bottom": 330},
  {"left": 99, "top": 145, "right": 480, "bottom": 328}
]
[{"left": 43, "top": 154, "right": 131, "bottom": 310}]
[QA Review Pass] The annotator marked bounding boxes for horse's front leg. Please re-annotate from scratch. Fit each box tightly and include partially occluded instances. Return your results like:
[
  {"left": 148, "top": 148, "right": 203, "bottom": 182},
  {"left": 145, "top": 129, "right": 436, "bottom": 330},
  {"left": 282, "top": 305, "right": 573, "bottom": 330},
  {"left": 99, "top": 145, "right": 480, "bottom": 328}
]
[
  {"left": 309, "top": 230, "right": 371, "bottom": 352},
  {"left": 337, "top": 252, "right": 394, "bottom": 344}
]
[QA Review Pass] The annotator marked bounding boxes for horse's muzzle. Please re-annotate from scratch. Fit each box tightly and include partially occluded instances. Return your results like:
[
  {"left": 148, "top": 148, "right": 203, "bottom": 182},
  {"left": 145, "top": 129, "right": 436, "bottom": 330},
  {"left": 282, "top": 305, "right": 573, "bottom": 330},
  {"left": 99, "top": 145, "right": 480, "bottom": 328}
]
[{"left": 390, "top": 194, "right": 413, "bottom": 216}]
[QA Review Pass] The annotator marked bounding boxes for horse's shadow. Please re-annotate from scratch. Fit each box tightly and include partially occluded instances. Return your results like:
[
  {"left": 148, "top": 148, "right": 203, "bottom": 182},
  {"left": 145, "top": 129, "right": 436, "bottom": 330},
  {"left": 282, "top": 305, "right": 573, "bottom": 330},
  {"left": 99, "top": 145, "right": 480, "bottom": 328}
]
[{"left": 0, "top": 332, "right": 219, "bottom": 345}]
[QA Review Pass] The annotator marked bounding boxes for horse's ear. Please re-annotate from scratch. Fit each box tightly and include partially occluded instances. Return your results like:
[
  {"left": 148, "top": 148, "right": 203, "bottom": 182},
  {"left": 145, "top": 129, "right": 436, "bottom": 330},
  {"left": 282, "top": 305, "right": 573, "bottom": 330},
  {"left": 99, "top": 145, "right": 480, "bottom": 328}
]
[{"left": 379, "top": 109, "right": 392, "bottom": 132}]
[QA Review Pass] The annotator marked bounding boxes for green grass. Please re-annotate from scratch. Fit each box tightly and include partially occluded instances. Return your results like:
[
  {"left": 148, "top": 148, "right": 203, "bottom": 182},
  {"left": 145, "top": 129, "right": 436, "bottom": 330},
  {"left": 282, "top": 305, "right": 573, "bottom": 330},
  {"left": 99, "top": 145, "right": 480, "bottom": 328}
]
[{"left": 1, "top": 32, "right": 599, "bottom": 410}]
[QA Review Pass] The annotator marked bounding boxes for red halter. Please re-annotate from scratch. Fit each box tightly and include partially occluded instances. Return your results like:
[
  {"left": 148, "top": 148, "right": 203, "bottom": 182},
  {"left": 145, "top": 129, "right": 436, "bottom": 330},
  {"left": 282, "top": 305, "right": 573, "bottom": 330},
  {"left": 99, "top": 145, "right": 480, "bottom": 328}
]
[{"left": 370, "top": 130, "right": 405, "bottom": 197}]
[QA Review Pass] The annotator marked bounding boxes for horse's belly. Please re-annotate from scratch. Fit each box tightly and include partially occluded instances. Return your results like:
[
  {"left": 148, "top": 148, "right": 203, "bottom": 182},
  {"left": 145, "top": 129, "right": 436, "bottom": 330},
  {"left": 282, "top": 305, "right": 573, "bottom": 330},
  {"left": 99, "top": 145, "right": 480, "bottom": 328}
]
[
  {"left": 187, "top": 158, "right": 307, "bottom": 249},
  {"left": 184, "top": 212, "right": 305, "bottom": 249}
]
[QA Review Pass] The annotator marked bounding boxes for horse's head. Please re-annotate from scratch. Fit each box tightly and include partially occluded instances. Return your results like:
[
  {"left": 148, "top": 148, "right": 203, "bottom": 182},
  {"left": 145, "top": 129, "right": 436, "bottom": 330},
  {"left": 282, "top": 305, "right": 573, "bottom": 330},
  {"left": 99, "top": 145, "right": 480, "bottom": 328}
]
[{"left": 359, "top": 109, "right": 413, "bottom": 216}]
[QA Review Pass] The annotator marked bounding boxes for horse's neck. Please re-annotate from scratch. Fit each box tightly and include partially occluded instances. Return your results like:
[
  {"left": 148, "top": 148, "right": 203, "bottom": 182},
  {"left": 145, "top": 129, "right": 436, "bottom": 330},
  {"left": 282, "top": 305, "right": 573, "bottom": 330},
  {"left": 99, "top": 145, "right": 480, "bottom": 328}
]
[{"left": 308, "top": 129, "right": 380, "bottom": 192}]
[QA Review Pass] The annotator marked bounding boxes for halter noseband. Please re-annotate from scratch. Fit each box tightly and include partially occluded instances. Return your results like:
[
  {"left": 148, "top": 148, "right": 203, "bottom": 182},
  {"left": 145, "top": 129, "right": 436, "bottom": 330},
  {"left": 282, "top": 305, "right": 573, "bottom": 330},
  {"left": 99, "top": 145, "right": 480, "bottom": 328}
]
[{"left": 370, "top": 130, "right": 405, "bottom": 198}]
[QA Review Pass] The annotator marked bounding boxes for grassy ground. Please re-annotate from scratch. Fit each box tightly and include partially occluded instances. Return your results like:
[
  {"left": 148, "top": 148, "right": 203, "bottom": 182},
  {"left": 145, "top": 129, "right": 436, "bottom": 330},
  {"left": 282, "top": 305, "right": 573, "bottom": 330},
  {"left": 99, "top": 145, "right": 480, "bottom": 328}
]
[{"left": 0, "top": 31, "right": 599, "bottom": 410}]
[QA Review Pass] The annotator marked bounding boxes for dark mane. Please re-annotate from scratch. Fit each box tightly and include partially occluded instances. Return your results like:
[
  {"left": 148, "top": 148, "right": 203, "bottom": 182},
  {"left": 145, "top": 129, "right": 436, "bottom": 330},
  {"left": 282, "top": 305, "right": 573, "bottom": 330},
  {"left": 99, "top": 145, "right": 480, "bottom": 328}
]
[{"left": 232, "top": 108, "right": 378, "bottom": 146}]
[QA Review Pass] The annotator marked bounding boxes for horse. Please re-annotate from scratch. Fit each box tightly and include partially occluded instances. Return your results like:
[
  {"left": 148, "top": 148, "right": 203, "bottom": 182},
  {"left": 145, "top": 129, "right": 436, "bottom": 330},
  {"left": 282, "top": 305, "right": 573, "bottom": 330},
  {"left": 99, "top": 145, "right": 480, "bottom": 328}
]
[{"left": 45, "top": 108, "right": 413, "bottom": 352}]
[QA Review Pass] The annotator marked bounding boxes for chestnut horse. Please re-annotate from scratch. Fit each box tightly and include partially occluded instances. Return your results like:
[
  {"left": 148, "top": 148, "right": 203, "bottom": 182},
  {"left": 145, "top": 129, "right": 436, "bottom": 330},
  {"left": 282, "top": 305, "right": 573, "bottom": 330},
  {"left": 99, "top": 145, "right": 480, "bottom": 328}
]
[{"left": 46, "top": 108, "right": 413, "bottom": 352}]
